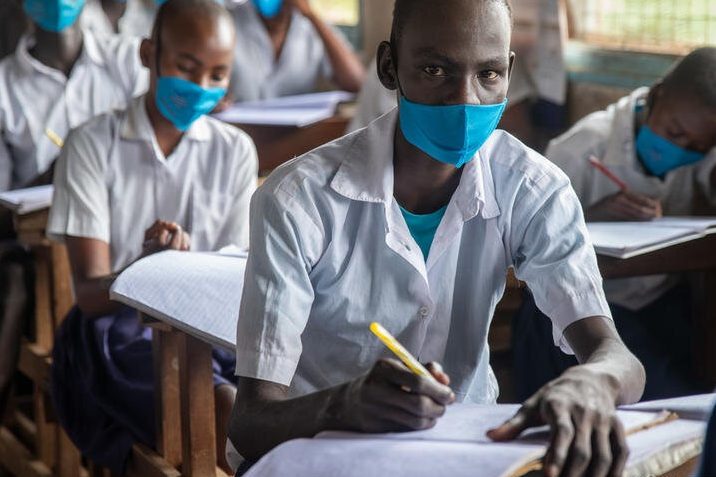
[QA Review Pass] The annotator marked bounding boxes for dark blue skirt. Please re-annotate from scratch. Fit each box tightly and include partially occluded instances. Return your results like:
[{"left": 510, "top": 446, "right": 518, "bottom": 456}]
[{"left": 51, "top": 305, "right": 236, "bottom": 474}]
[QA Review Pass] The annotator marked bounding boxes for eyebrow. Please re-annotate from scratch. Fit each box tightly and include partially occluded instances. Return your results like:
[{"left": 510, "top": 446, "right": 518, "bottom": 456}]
[
  {"left": 177, "top": 52, "right": 203, "bottom": 66},
  {"left": 412, "top": 48, "right": 509, "bottom": 69}
]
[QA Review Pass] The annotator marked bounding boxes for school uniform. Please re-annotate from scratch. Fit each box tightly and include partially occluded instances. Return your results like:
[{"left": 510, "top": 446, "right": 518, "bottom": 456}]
[
  {"left": 234, "top": 108, "right": 610, "bottom": 403},
  {"left": 0, "top": 30, "right": 147, "bottom": 191},
  {"left": 512, "top": 87, "right": 716, "bottom": 400},
  {"left": 229, "top": 2, "right": 350, "bottom": 102},
  {"left": 47, "top": 95, "right": 258, "bottom": 473}
]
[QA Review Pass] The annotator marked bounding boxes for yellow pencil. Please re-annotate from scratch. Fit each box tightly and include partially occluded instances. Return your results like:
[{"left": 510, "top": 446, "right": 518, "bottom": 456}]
[
  {"left": 45, "top": 128, "right": 64, "bottom": 149},
  {"left": 370, "top": 322, "right": 435, "bottom": 381}
]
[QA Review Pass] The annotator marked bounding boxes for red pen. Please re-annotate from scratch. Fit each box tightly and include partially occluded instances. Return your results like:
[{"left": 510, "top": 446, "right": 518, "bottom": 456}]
[{"left": 588, "top": 155, "right": 628, "bottom": 191}]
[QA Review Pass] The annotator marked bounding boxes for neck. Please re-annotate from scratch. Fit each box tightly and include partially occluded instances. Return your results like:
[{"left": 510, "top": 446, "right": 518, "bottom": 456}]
[
  {"left": 30, "top": 24, "right": 83, "bottom": 77},
  {"left": 145, "top": 92, "right": 185, "bottom": 158},
  {"left": 393, "top": 126, "right": 462, "bottom": 214},
  {"left": 261, "top": 8, "right": 291, "bottom": 33}
]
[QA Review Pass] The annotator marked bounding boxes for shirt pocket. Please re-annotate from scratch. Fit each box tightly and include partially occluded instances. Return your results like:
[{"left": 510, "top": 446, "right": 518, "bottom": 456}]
[{"left": 190, "top": 187, "right": 233, "bottom": 251}]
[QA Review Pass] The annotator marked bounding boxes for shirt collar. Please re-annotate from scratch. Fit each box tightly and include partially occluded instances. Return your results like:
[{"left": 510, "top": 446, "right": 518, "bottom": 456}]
[
  {"left": 15, "top": 28, "right": 105, "bottom": 78},
  {"left": 121, "top": 94, "right": 213, "bottom": 143},
  {"left": 330, "top": 108, "right": 500, "bottom": 221}
]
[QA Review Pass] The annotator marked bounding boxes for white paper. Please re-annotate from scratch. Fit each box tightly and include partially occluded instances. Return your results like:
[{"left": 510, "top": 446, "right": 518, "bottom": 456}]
[
  {"left": 237, "top": 91, "right": 355, "bottom": 110},
  {"left": 622, "top": 393, "right": 716, "bottom": 421},
  {"left": 109, "top": 250, "right": 247, "bottom": 350},
  {"left": 0, "top": 185, "right": 54, "bottom": 214}
]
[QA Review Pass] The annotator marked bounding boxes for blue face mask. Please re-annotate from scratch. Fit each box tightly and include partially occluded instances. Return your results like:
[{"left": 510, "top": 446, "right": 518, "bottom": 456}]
[
  {"left": 23, "top": 0, "right": 85, "bottom": 32},
  {"left": 635, "top": 125, "right": 705, "bottom": 177},
  {"left": 252, "top": 0, "right": 283, "bottom": 19},
  {"left": 155, "top": 77, "right": 226, "bottom": 131},
  {"left": 398, "top": 96, "right": 507, "bottom": 168}
]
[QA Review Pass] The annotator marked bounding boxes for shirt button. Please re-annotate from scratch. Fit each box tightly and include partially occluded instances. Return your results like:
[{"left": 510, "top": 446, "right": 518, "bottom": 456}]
[{"left": 419, "top": 306, "right": 430, "bottom": 317}]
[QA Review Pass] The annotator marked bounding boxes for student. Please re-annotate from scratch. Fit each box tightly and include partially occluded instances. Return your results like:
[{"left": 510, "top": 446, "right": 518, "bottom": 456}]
[
  {"left": 512, "top": 47, "right": 716, "bottom": 402},
  {"left": 47, "top": 0, "right": 257, "bottom": 472},
  {"left": 228, "top": 2, "right": 645, "bottom": 477},
  {"left": 81, "top": 0, "right": 128, "bottom": 35},
  {"left": 0, "top": 1, "right": 29, "bottom": 60},
  {"left": 0, "top": 0, "right": 148, "bottom": 192},
  {"left": 228, "top": 0, "right": 365, "bottom": 102}
]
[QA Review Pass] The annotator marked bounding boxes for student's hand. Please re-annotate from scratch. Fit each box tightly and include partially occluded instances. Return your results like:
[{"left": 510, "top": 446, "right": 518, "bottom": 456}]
[
  {"left": 487, "top": 366, "right": 627, "bottom": 477},
  {"left": 335, "top": 359, "right": 455, "bottom": 433},
  {"left": 142, "top": 220, "right": 191, "bottom": 256},
  {"left": 585, "top": 191, "right": 663, "bottom": 222},
  {"left": 286, "top": 0, "right": 314, "bottom": 18}
]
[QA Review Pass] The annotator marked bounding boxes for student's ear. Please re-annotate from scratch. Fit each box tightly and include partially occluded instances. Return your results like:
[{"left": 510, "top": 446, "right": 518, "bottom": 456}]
[
  {"left": 377, "top": 41, "right": 398, "bottom": 91},
  {"left": 139, "top": 38, "right": 154, "bottom": 70}
]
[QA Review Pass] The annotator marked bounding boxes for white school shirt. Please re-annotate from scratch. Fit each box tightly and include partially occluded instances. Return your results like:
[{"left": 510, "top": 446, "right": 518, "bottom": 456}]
[
  {"left": 546, "top": 87, "right": 716, "bottom": 310},
  {"left": 0, "top": 30, "right": 147, "bottom": 191},
  {"left": 47, "top": 96, "right": 258, "bottom": 272},
  {"left": 229, "top": 2, "right": 347, "bottom": 102},
  {"left": 235, "top": 108, "right": 611, "bottom": 404}
]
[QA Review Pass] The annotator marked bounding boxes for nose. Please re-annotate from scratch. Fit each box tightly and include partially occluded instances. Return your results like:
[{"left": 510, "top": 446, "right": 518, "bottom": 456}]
[
  {"left": 447, "top": 75, "right": 481, "bottom": 106},
  {"left": 190, "top": 72, "right": 213, "bottom": 89}
]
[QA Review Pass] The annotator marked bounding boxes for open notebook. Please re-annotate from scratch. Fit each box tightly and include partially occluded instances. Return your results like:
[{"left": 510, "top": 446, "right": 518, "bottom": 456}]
[
  {"left": 0, "top": 185, "right": 54, "bottom": 215},
  {"left": 109, "top": 249, "right": 247, "bottom": 351},
  {"left": 245, "top": 402, "right": 709, "bottom": 477},
  {"left": 588, "top": 217, "right": 716, "bottom": 259},
  {"left": 213, "top": 91, "right": 355, "bottom": 127}
]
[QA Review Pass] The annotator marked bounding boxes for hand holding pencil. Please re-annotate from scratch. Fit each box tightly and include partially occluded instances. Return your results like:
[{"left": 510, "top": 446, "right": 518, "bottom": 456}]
[{"left": 586, "top": 155, "right": 663, "bottom": 222}]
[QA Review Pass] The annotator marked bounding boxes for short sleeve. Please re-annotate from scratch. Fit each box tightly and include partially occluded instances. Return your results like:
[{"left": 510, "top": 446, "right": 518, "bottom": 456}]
[
  {"left": 234, "top": 186, "right": 324, "bottom": 385},
  {"left": 47, "top": 126, "right": 110, "bottom": 243},
  {"left": 214, "top": 132, "right": 258, "bottom": 250},
  {"left": 694, "top": 149, "right": 716, "bottom": 207},
  {"left": 0, "top": 134, "right": 11, "bottom": 192},
  {"left": 511, "top": 176, "right": 612, "bottom": 353}
]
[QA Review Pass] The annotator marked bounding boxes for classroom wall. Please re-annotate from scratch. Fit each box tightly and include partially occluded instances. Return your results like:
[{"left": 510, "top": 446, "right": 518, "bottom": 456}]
[{"left": 361, "top": 0, "right": 395, "bottom": 62}]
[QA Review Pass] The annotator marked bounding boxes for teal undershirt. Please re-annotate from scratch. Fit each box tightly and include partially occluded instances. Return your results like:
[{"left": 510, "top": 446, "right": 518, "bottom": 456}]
[{"left": 399, "top": 205, "right": 448, "bottom": 260}]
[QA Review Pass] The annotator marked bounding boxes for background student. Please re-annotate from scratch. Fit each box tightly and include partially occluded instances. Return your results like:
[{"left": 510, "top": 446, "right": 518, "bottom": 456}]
[
  {"left": 513, "top": 47, "right": 716, "bottom": 401},
  {"left": 46, "top": 0, "right": 257, "bottom": 472},
  {"left": 229, "top": 2, "right": 645, "bottom": 477},
  {"left": 228, "top": 0, "right": 365, "bottom": 102},
  {"left": 0, "top": 1, "right": 29, "bottom": 59}
]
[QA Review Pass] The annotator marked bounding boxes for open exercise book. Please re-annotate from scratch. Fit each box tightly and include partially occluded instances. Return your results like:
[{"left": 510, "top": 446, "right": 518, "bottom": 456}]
[
  {"left": 245, "top": 401, "right": 710, "bottom": 477},
  {"left": 109, "top": 248, "right": 247, "bottom": 351},
  {"left": 588, "top": 217, "right": 716, "bottom": 259},
  {"left": 0, "top": 185, "right": 53, "bottom": 215},
  {"left": 213, "top": 91, "right": 355, "bottom": 127}
]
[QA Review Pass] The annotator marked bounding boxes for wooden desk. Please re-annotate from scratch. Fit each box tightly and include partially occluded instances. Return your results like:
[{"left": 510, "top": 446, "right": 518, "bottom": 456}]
[
  {"left": 597, "top": 233, "right": 716, "bottom": 388},
  {"left": 233, "top": 116, "right": 350, "bottom": 174},
  {"left": 0, "top": 208, "right": 81, "bottom": 477}
]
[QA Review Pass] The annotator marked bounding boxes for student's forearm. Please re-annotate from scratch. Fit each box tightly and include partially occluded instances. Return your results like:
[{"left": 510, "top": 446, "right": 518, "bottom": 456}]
[
  {"left": 230, "top": 382, "right": 348, "bottom": 460},
  {"left": 74, "top": 273, "right": 121, "bottom": 317},
  {"left": 304, "top": 12, "right": 365, "bottom": 92}
]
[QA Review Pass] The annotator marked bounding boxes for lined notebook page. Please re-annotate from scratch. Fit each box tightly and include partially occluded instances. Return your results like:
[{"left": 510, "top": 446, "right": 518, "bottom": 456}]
[
  {"left": 110, "top": 250, "right": 247, "bottom": 350},
  {"left": 0, "top": 185, "right": 53, "bottom": 214}
]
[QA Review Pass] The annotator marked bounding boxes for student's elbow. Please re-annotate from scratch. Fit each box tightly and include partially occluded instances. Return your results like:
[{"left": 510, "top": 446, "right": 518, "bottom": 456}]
[{"left": 228, "top": 399, "right": 267, "bottom": 462}]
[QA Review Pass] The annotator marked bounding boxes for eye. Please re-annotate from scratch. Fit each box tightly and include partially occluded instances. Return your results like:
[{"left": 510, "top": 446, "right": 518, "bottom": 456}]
[
  {"left": 211, "top": 73, "right": 226, "bottom": 82},
  {"left": 423, "top": 66, "right": 447, "bottom": 77},
  {"left": 177, "top": 63, "right": 193, "bottom": 73},
  {"left": 480, "top": 70, "right": 499, "bottom": 80}
]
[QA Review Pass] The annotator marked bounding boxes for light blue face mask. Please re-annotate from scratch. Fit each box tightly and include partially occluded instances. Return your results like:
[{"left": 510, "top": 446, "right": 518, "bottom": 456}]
[
  {"left": 635, "top": 125, "right": 705, "bottom": 177},
  {"left": 23, "top": 0, "right": 85, "bottom": 32},
  {"left": 155, "top": 77, "right": 226, "bottom": 131},
  {"left": 252, "top": 0, "right": 283, "bottom": 19},
  {"left": 398, "top": 96, "right": 507, "bottom": 168}
]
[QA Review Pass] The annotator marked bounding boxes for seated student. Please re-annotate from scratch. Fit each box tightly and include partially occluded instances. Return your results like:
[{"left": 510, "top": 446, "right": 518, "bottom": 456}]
[
  {"left": 0, "top": 1, "right": 29, "bottom": 60},
  {"left": 0, "top": 0, "right": 148, "bottom": 192},
  {"left": 512, "top": 47, "right": 716, "bottom": 402},
  {"left": 228, "top": 1, "right": 645, "bottom": 476},
  {"left": 47, "top": 0, "right": 257, "bottom": 472},
  {"left": 228, "top": 0, "right": 365, "bottom": 102},
  {"left": 81, "top": 0, "right": 129, "bottom": 36}
]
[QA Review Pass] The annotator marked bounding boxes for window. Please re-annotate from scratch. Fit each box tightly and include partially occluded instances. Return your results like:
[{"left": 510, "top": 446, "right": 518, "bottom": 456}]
[
  {"left": 570, "top": 0, "right": 716, "bottom": 54},
  {"left": 311, "top": 0, "right": 360, "bottom": 26}
]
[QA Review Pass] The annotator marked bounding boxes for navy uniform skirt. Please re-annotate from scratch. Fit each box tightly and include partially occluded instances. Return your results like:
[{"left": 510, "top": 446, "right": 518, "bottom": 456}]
[{"left": 51, "top": 305, "right": 236, "bottom": 474}]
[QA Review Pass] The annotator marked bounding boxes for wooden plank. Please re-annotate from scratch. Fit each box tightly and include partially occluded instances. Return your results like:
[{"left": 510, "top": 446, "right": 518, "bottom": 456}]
[
  {"left": 32, "top": 248, "right": 54, "bottom": 352},
  {"left": 55, "top": 427, "right": 81, "bottom": 477},
  {"left": 126, "top": 444, "right": 181, "bottom": 477},
  {"left": 0, "top": 426, "right": 52, "bottom": 477},
  {"left": 659, "top": 456, "right": 700, "bottom": 477},
  {"left": 33, "top": 385, "right": 55, "bottom": 469},
  {"left": 152, "top": 328, "right": 182, "bottom": 468},
  {"left": 692, "top": 271, "right": 716, "bottom": 388},
  {"left": 13, "top": 209, "right": 49, "bottom": 235},
  {"left": 50, "top": 243, "right": 73, "bottom": 328},
  {"left": 17, "top": 343, "right": 51, "bottom": 388},
  {"left": 178, "top": 334, "right": 217, "bottom": 477}
]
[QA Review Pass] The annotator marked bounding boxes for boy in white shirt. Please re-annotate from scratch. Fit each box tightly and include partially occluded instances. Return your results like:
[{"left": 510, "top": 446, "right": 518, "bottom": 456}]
[
  {"left": 513, "top": 47, "right": 716, "bottom": 401},
  {"left": 47, "top": 0, "right": 257, "bottom": 472},
  {"left": 228, "top": 1, "right": 645, "bottom": 476}
]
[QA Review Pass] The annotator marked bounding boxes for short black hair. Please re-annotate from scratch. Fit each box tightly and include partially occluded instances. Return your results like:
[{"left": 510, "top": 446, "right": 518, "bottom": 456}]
[
  {"left": 661, "top": 47, "right": 716, "bottom": 109},
  {"left": 390, "top": 0, "right": 513, "bottom": 48},
  {"left": 151, "top": 0, "right": 232, "bottom": 42}
]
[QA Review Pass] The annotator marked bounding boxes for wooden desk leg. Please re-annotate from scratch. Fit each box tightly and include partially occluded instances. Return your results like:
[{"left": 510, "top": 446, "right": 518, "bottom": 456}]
[
  {"left": 152, "top": 329, "right": 182, "bottom": 468},
  {"left": 50, "top": 243, "right": 73, "bottom": 329},
  {"left": 32, "top": 248, "right": 53, "bottom": 352},
  {"left": 693, "top": 271, "right": 716, "bottom": 388},
  {"left": 177, "top": 334, "right": 217, "bottom": 477},
  {"left": 33, "top": 384, "right": 55, "bottom": 469},
  {"left": 55, "top": 427, "right": 81, "bottom": 477}
]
